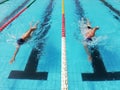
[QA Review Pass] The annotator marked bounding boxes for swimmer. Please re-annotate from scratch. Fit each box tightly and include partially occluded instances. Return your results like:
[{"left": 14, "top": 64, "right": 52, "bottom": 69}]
[
  {"left": 9, "top": 21, "right": 39, "bottom": 64},
  {"left": 82, "top": 18, "right": 99, "bottom": 61}
]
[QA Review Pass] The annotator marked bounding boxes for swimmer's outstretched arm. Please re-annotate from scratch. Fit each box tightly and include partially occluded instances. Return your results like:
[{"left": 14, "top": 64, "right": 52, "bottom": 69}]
[{"left": 9, "top": 45, "right": 20, "bottom": 64}]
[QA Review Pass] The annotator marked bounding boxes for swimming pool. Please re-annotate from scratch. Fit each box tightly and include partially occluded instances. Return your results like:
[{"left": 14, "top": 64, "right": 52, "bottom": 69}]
[{"left": 0, "top": 0, "right": 120, "bottom": 90}]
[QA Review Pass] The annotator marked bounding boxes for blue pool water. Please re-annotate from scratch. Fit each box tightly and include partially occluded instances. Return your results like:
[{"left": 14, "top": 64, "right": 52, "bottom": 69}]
[{"left": 0, "top": 0, "right": 120, "bottom": 90}]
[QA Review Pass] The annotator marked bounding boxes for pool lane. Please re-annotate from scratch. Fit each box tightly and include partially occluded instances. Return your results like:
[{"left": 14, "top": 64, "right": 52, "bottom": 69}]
[
  {"left": 73, "top": 0, "right": 111, "bottom": 81},
  {"left": 8, "top": 0, "right": 54, "bottom": 80},
  {"left": 72, "top": 0, "right": 120, "bottom": 89},
  {"left": 74, "top": 0, "right": 120, "bottom": 81},
  {"left": 0, "top": 0, "right": 53, "bottom": 90}
]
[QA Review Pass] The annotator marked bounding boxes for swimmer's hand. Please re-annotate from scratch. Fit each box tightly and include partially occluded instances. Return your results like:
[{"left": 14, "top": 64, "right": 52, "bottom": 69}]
[{"left": 95, "top": 26, "right": 99, "bottom": 30}]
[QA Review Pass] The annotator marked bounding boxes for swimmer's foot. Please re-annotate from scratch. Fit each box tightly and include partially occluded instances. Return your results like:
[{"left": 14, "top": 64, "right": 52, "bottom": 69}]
[
  {"left": 35, "top": 21, "right": 40, "bottom": 26},
  {"left": 88, "top": 56, "right": 92, "bottom": 62},
  {"left": 31, "top": 26, "right": 37, "bottom": 31},
  {"left": 9, "top": 58, "right": 15, "bottom": 64},
  {"left": 31, "top": 21, "right": 40, "bottom": 31}
]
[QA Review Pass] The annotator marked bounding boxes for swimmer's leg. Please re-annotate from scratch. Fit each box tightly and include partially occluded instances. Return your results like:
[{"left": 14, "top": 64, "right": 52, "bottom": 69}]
[
  {"left": 21, "top": 21, "right": 40, "bottom": 40},
  {"left": 84, "top": 43, "right": 92, "bottom": 61}
]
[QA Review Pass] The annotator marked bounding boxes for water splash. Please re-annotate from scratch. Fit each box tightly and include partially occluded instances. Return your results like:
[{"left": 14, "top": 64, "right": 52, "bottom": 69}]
[{"left": 0, "top": 32, "right": 17, "bottom": 46}]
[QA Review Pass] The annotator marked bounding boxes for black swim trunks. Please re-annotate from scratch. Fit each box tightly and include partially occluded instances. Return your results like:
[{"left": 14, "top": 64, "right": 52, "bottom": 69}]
[
  {"left": 86, "top": 38, "right": 92, "bottom": 42},
  {"left": 17, "top": 38, "right": 25, "bottom": 45}
]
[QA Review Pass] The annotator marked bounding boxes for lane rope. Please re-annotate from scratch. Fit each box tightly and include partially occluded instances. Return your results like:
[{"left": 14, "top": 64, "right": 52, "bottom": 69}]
[
  {"left": 0, "top": 0, "right": 36, "bottom": 31},
  {"left": 61, "top": 0, "right": 68, "bottom": 90}
]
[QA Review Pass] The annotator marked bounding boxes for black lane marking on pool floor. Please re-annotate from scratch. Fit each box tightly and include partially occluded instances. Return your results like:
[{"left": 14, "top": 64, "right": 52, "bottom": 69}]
[
  {"left": 100, "top": 0, "right": 120, "bottom": 21},
  {"left": 0, "top": 0, "right": 30, "bottom": 27},
  {"left": 74, "top": 0, "right": 85, "bottom": 19},
  {"left": 74, "top": 0, "right": 120, "bottom": 81},
  {"left": 8, "top": 0, "right": 54, "bottom": 80},
  {"left": 82, "top": 46, "right": 120, "bottom": 81}
]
